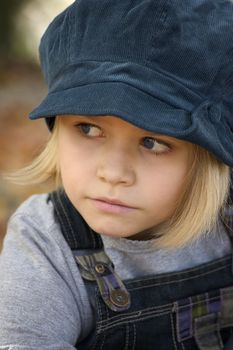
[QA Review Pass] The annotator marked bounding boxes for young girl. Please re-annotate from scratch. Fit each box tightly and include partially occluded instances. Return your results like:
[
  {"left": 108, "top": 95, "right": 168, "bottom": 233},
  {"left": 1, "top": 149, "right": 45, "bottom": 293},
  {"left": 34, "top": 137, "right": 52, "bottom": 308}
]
[{"left": 1, "top": 0, "right": 233, "bottom": 349}]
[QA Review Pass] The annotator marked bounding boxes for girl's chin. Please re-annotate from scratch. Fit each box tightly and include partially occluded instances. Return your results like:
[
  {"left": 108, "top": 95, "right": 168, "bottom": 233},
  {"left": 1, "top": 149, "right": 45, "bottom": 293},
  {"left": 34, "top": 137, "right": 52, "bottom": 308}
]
[{"left": 89, "top": 225, "right": 151, "bottom": 240}]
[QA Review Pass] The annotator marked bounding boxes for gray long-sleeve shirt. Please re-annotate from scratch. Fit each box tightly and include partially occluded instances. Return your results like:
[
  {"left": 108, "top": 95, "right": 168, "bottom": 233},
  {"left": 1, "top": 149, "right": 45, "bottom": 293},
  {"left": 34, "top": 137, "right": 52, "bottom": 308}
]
[{"left": 0, "top": 194, "right": 231, "bottom": 349}]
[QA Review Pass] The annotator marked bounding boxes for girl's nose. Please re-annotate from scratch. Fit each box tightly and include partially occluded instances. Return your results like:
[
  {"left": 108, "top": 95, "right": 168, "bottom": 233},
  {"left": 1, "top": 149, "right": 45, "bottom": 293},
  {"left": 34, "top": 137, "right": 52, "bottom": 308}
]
[{"left": 96, "top": 147, "right": 136, "bottom": 186}]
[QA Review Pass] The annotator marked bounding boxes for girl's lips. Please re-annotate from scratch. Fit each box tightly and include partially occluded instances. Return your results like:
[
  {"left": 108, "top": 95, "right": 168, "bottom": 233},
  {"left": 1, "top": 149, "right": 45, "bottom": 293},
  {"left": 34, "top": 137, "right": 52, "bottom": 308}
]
[
  {"left": 94, "top": 197, "right": 133, "bottom": 207},
  {"left": 92, "top": 198, "right": 136, "bottom": 214}
]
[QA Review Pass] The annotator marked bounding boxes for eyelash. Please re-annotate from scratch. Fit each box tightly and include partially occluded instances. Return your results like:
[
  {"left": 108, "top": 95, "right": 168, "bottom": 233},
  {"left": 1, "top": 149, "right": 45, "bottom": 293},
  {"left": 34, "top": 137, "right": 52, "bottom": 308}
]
[
  {"left": 141, "top": 137, "right": 171, "bottom": 155},
  {"left": 77, "top": 123, "right": 103, "bottom": 137},
  {"left": 76, "top": 123, "right": 171, "bottom": 155}
]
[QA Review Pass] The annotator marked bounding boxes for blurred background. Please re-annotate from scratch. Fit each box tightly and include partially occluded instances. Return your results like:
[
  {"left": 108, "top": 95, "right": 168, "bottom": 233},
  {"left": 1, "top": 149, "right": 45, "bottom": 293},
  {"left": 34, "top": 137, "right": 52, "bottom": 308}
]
[{"left": 0, "top": 0, "right": 72, "bottom": 248}]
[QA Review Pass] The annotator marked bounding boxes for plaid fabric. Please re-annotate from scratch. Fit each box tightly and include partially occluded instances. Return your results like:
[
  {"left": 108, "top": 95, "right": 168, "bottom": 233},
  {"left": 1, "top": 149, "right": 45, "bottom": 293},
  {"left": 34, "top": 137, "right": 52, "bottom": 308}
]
[
  {"left": 175, "top": 290, "right": 221, "bottom": 342},
  {"left": 175, "top": 282, "right": 233, "bottom": 350},
  {"left": 75, "top": 251, "right": 131, "bottom": 312},
  {"left": 223, "top": 205, "right": 233, "bottom": 238}
]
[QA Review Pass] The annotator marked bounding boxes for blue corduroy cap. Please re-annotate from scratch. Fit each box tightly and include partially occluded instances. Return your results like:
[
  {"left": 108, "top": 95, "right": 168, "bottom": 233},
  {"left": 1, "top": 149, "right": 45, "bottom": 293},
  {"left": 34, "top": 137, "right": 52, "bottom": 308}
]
[{"left": 29, "top": 0, "right": 233, "bottom": 166}]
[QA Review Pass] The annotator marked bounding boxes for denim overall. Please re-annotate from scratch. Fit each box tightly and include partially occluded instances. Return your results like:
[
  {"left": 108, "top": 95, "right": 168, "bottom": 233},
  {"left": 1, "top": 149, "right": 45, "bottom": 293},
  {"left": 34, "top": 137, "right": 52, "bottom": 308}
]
[{"left": 49, "top": 190, "right": 233, "bottom": 350}]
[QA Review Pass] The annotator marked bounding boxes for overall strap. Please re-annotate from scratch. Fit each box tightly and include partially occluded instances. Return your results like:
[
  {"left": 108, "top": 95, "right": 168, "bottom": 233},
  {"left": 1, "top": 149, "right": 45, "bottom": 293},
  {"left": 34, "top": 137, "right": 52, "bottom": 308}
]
[
  {"left": 222, "top": 203, "right": 233, "bottom": 278},
  {"left": 223, "top": 205, "right": 233, "bottom": 244},
  {"left": 48, "top": 189, "right": 131, "bottom": 312},
  {"left": 48, "top": 189, "right": 103, "bottom": 250}
]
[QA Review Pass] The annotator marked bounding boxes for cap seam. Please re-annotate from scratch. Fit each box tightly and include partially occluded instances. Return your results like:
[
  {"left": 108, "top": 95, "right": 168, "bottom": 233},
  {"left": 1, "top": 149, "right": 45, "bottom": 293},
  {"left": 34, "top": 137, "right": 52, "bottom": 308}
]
[
  {"left": 47, "top": 81, "right": 200, "bottom": 112},
  {"left": 50, "top": 60, "right": 205, "bottom": 101}
]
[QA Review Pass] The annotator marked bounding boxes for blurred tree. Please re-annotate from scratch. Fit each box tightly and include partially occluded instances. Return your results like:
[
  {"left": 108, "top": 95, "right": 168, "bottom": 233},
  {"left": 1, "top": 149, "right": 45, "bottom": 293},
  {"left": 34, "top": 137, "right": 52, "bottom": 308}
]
[{"left": 0, "top": 0, "right": 30, "bottom": 64}]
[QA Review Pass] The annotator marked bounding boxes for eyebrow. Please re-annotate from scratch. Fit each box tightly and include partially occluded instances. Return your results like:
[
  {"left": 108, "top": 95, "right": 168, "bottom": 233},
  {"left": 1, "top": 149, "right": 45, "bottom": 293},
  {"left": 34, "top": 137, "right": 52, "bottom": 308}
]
[{"left": 71, "top": 115, "right": 108, "bottom": 123}]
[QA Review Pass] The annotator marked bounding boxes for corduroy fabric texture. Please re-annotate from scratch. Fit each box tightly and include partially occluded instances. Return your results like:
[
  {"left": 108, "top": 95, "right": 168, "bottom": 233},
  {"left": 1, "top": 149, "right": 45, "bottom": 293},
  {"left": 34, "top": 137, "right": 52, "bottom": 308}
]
[{"left": 29, "top": 0, "right": 233, "bottom": 166}]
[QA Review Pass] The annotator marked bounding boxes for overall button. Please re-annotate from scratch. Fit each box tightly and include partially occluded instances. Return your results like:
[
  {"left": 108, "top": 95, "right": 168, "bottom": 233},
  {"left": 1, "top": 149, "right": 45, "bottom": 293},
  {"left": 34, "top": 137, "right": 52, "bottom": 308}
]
[
  {"left": 95, "top": 263, "right": 106, "bottom": 274},
  {"left": 110, "top": 289, "right": 130, "bottom": 307}
]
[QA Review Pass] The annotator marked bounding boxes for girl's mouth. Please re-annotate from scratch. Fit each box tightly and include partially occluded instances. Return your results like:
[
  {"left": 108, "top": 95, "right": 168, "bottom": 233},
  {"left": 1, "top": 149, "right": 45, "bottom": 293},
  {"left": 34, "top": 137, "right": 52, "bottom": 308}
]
[{"left": 92, "top": 198, "right": 136, "bottom": 214}]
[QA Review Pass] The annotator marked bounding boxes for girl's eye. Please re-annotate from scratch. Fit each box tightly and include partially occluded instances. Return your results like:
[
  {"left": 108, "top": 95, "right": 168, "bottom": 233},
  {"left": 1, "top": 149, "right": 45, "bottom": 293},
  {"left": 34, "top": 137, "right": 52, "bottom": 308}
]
[
  {"left": 141, "top": 137, "right": 171, "bottom": 154},
  {"left": 77, "top": 123, "right": 103, "bottom": 137}
]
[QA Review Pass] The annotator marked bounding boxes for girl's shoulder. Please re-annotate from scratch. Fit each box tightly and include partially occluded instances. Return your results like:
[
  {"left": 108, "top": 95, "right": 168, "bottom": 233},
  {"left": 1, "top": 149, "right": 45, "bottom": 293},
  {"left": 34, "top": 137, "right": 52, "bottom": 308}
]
[
  {"left": 1, "top": 193, "right": 94, "bottom": 343},
  {"left": 9, "top": 193, "right": 54, "bottom": 229},
  {"left": 4, "top": 193, "right": 69, "bottom": 266}
]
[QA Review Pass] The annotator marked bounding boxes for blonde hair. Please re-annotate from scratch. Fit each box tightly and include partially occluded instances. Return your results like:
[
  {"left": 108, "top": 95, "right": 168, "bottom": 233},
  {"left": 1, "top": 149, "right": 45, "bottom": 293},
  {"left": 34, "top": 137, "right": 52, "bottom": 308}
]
[
  {"left": 7, "top": 117, "right": 231, "bottom": 248},
  {"left": 7, "top": 119, "right": 61, "bottom": 188},
  {"left": 155, "top": 146, "right": 231, "bottom": 248}
]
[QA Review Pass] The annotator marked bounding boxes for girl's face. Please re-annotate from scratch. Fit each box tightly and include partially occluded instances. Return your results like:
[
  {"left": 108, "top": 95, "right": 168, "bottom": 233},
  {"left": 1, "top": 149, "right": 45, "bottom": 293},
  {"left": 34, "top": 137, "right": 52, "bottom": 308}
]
[{"left": 58, "top": 115, "right": 193, "bottom": 240}]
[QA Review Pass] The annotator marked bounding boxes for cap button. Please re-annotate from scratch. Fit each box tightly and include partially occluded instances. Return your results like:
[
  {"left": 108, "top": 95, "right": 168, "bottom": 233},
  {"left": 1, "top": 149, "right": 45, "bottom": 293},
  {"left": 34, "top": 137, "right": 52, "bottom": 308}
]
[{"left": 110, "top": 289, "right": 130, "bottom": 308}]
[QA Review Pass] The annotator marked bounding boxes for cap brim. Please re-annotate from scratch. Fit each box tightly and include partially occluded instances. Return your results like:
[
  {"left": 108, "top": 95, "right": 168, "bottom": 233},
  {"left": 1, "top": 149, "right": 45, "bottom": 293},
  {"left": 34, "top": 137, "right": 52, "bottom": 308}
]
[{"left": 29, "top": 82, "right": 190, "bottom": 136}]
